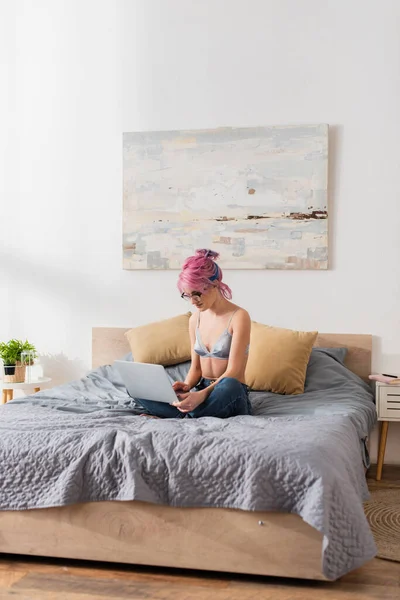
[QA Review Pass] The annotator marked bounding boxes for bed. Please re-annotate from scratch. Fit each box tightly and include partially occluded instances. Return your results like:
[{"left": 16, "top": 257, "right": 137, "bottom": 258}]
[{"left": 0, "top": 330, "right": 377, "bottom": 581}]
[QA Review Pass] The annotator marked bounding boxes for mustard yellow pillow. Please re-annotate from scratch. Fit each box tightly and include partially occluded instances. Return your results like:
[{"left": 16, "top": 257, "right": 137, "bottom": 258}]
[
  {"left": 245, "top": 323, "right": 318, "bottom": 394},
  {"left": 125, "top": 312, "right": 191, "bottom": 366}
]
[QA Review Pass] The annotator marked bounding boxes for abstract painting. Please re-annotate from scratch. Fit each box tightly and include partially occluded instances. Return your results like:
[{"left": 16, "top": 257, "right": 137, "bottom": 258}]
[{"left": 123, "top": 124, "right": 328, "bottom": 269}]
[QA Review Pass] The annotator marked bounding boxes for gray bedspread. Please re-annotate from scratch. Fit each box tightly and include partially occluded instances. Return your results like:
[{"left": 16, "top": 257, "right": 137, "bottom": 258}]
[{"left": 0, "top": 348, "right": 377, "bottom": 580}]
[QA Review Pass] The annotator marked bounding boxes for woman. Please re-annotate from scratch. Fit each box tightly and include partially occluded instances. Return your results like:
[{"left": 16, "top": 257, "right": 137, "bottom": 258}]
[{"left": 139, "top": 249, "right": 252, "bottom": 419}]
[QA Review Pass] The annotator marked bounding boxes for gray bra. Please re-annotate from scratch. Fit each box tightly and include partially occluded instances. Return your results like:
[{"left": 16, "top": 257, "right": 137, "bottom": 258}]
[{"left": 194, "top": 310, "right": 249, "bottom": 360}]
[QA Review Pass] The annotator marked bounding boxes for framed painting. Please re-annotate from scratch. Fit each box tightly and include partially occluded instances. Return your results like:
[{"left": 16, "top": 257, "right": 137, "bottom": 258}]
[{"left": 123, "top": 124, "right": 328, "bottom": 269}]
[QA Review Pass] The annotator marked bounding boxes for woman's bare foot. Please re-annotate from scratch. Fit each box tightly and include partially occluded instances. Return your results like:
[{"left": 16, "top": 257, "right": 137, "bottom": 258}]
[{"left": 140, "top": 413, "right": 160, "bottom": 419}]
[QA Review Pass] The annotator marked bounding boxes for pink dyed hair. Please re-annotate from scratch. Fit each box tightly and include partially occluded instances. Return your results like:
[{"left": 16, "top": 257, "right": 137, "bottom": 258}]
[{"left": 177, "top": 249, "right": 232, "bottom": 300}]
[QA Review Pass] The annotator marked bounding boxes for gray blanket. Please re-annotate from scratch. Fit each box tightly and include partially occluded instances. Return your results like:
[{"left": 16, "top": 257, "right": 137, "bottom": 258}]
[{"left": 0, "top": 349, "right": 377, "bottom": 580}]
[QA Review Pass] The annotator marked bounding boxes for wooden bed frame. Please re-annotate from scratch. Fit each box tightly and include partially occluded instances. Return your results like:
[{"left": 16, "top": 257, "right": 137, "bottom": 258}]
[{"left": 0, "top": 330, "right": 372, "bottom": 581}]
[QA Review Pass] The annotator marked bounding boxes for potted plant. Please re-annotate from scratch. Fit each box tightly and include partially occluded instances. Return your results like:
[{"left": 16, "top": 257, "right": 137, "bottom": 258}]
[{"left": 0, "top": 339, "right": 37, "bottom": 383}]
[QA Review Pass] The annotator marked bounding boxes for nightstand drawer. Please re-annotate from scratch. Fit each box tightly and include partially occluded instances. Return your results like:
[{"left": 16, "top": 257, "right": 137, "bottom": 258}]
[{"left": 378, "top": 387, "right": 400, "bottom": 419}]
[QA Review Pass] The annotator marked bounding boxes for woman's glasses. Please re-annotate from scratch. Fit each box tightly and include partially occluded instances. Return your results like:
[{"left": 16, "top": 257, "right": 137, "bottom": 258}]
[{"left": 181, "top": 291, "right": 203, "bottom": 301}]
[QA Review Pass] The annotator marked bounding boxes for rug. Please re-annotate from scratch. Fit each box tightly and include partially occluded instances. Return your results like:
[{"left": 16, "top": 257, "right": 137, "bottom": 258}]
[{"left": 364, "top": 487, "right": 400, "bottom": 562}]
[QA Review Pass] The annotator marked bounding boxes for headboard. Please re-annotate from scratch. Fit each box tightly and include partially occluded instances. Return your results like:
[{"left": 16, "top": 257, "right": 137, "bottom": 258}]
[{"left": 92, "top": 328, "right": 372, "bottom": 381}]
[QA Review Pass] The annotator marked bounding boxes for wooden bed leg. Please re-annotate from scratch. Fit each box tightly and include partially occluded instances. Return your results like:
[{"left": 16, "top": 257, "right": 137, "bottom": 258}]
[{"left": 376, "top": 421, "right": 389, "bottom": 481}]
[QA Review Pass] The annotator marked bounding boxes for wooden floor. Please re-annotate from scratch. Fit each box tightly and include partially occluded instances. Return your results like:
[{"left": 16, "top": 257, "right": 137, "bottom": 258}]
[{"left": 1, "top": 466, "right": 400, "bottom": 600}]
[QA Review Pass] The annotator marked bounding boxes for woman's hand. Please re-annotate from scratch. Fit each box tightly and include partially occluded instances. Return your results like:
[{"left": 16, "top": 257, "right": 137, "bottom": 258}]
[
  {"left": 172, "top": 389, "right": 207, "bottom": 413},
  {"left": 172, "top": 381, "right": 190, "bottom": 393}
]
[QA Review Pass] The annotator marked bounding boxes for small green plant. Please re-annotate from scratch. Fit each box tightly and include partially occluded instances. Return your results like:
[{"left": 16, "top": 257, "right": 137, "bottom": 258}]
[{"left": 0, "top": 339, "right": 37, "bottom": 366}]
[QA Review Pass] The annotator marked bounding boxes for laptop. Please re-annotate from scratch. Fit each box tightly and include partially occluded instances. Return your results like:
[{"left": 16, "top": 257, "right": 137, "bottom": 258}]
[{"left": 113, "top": 360, "right": 179, "bottom": 404}]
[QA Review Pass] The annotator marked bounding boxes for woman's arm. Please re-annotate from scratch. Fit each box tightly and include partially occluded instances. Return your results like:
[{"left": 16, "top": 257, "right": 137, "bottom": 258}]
[{"left": 183, "top": 313, "right": 202, "bottom": 389}]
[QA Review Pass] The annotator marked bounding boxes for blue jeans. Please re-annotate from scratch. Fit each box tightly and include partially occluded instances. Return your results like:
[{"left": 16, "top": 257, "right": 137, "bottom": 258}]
[{"left": 137, "top": 377, "right": 252, "bottom": 419}]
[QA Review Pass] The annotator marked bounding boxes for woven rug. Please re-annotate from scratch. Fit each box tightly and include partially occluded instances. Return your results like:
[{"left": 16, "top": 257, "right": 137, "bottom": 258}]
[{"left": 364, "top": 487, "right": 400, "bottom": 562}]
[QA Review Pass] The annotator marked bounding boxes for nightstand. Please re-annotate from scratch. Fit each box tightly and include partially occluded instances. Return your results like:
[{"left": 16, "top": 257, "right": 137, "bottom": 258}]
[
  {"left": 375, "top": 381, "right": 400, "bottom": 480},
  {"left": 1, "top": 377, "right": 52, "bottom": 404}
]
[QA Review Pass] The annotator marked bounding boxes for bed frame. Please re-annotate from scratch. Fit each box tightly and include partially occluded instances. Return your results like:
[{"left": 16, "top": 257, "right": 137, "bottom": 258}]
[{"left": 0, "top": 330, "right": 372, "bottom": 581}]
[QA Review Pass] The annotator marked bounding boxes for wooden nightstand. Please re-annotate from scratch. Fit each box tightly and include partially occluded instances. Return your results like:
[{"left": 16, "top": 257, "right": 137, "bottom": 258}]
[
  {"left": 376, "top": 381, "right": 400, "bottom": 480},
  {"left": 1, "top": 377, "right": 52, "bottom": 404}
]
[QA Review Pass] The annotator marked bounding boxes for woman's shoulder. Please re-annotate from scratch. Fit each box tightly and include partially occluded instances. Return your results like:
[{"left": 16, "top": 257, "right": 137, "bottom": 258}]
[
  {"left": 230, "top": 305, "right": 251, "bottom": 324},
  {"left": 189, "top": 312, "right": 198, "bottom": 327}
]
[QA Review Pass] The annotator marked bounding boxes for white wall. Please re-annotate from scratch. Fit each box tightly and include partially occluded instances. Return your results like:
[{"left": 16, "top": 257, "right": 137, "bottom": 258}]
[{"left": 2, "top": 0, "right": 400, "bottom": 462}]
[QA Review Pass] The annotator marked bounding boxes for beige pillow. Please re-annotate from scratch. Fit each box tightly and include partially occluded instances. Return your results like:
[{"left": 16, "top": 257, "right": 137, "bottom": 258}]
[
  {"left": 245, "top": 323, "right": 318, "bottom": 394},
  {"left": 125, "top": 312, "right": 191, "bottom": 366}
]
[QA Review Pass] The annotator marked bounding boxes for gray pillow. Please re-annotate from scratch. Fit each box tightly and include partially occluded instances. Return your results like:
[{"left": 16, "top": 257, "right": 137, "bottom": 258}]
[
  {"left": 304, "top": 347, "right": 348, "bottom": 392},
  {"left": 165, "top": 361, "right": 191, "bottom": 384},
  {"left": 118, "top": 352, "right": 191, "bottom": 384}
]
